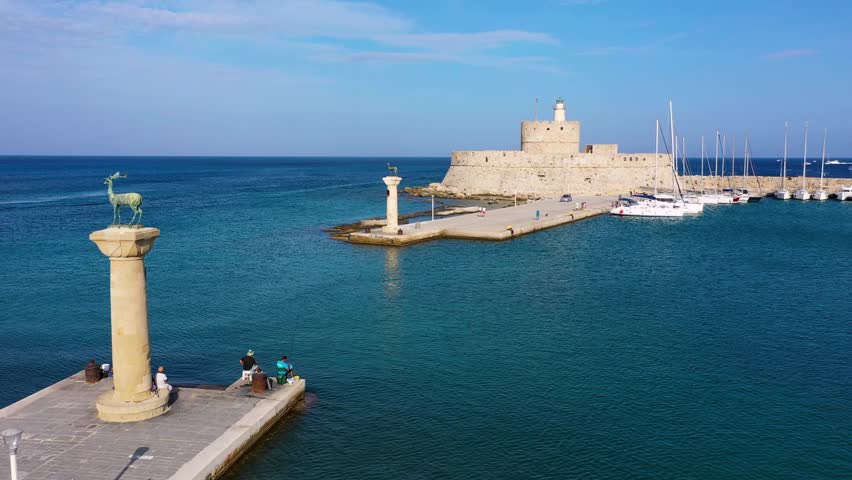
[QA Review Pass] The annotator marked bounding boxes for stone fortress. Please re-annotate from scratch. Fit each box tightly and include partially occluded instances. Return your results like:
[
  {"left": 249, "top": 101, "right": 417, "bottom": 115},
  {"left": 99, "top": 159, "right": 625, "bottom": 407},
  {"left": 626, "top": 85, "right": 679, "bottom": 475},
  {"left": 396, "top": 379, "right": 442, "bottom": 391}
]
[{"left": 433, "top": 98, "right": 675, "bottom": 197}]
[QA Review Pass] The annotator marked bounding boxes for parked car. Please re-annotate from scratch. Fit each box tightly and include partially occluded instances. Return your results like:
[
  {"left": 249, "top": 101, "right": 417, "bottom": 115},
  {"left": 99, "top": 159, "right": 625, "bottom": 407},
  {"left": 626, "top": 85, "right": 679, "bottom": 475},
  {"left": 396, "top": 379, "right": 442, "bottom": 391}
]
[{"left": 559, "top": 193, "right": 573, "bottom": 202}]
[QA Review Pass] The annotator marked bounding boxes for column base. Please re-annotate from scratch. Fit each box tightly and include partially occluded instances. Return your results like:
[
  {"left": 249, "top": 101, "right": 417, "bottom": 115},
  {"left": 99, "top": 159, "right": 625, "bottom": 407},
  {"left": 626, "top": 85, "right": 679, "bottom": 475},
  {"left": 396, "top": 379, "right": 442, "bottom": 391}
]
[
  {"left": 381, "top": 225, "right": 400, "bottom": 234},
  {"left": 96, "top": 390, "right": 170, "bottom": 423}
]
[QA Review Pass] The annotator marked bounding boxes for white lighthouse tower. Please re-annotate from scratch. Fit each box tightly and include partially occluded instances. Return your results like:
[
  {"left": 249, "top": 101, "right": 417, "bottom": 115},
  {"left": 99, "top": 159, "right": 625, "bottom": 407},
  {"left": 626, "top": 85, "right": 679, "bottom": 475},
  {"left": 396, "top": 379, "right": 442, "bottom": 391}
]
[{"left": 553, "top": 97, "right": 566, "bottom": 122}]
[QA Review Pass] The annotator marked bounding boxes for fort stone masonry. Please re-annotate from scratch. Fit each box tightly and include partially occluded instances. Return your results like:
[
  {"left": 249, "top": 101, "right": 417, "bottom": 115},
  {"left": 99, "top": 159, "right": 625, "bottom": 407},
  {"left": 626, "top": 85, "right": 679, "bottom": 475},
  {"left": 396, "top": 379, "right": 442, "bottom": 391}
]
[{"left": 438, "top": 98, "right": 675, "bottom": 197}]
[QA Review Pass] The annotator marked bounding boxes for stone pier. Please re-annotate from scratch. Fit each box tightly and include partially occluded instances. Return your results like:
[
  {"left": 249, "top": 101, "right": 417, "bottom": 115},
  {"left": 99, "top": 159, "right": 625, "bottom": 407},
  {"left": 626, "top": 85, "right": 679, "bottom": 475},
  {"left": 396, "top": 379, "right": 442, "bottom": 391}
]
[
  {"left": 89, "top": 226, "right": 169, "bottom": 422},
  {"left": 345, "top": 194, "right": 617, "bottom": 246},
  {"left": 0, "top": 373, "right": 305, "bottom": 480},
  {"left": 382, "top": 176, "right": 402, "bottom": 234}
]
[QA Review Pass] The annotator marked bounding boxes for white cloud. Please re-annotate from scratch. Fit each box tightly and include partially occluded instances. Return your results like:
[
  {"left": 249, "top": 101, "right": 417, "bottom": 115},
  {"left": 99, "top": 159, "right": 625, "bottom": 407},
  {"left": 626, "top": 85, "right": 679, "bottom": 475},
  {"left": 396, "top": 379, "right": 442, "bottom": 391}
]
[{"left": 0, "top": 0, "right": 557, "bottom": 69}]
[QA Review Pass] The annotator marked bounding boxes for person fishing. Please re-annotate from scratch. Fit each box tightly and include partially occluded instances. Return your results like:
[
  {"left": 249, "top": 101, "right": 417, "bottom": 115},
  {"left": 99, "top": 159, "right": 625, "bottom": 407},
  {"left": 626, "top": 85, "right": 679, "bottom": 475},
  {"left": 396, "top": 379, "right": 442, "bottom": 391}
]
[{"left": 276, "top": 355, "right": 293, "bottom": 385}]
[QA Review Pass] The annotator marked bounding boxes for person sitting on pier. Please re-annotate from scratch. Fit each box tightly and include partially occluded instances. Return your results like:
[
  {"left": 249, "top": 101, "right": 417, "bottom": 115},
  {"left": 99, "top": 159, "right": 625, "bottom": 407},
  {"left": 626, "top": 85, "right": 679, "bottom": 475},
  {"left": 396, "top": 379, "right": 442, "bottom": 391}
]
[
  {"left": 240, "top": 350, "right": 258, "bottom": 380},
  {"left": 155, "top": 366, "right": 172, "bottom": 392},
  {"left": 276, "top": 355, "right": 293, "bottom": 385}
]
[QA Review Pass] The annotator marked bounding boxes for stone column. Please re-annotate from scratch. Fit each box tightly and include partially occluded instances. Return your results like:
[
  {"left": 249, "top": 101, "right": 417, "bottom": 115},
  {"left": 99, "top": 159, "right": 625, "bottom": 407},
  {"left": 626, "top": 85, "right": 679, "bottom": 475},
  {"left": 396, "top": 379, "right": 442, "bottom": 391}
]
[
  {"left": 382, "top": 176, "right": 402, "bottom": 234},
  {"left": 89, "top": 227, "right": 169, "bottom": 422}
]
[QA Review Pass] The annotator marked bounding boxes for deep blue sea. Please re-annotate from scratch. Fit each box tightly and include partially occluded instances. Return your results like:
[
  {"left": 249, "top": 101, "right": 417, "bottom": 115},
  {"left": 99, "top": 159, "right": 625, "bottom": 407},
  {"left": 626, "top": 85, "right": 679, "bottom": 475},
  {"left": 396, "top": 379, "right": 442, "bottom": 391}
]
[{"left": 1, "top": 156, "right": 850, "bottom": 479}]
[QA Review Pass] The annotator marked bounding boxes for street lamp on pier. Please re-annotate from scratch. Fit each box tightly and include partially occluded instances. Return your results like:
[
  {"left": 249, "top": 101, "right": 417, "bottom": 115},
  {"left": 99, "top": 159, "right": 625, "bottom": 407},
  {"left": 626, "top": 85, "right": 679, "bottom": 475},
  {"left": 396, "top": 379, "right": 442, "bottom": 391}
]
[{"left": 1, "top": 428, "right": 23, "bottom": 480}]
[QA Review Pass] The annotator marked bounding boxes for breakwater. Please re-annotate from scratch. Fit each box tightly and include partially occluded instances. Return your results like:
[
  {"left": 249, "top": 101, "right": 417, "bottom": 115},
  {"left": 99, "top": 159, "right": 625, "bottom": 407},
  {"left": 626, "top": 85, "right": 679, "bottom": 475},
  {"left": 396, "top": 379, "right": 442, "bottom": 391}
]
[{"left": 673, "top": 175, "right": 849, "bottom": 194}]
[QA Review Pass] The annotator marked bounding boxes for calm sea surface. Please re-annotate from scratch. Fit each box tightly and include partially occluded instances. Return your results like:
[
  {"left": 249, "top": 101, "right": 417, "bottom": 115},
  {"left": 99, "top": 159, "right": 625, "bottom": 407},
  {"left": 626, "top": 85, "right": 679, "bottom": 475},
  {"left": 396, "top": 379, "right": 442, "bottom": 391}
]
[{"left": 1, "top": 157, "right": 850, "bottom": 479}]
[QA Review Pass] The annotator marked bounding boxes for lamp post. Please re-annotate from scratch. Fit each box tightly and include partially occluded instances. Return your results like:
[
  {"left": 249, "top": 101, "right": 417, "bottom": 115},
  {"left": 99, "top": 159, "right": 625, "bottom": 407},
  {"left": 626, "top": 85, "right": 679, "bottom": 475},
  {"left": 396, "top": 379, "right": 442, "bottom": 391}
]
[
  {"left": 1, "top": 428, "right": 23, "bottom": 480},
  {"left": 431, "top": 195, "right": 435, "bottom": 222}
]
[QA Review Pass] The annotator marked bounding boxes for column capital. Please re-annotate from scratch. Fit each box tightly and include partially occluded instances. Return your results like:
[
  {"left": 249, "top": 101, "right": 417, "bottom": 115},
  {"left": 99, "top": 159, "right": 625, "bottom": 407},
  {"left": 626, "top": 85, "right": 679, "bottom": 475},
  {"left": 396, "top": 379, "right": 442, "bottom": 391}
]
[
  {"left": 90, "top": 227, "right": 160, "bottom": 260},
  {"left": 382, "top": 176, "right": 402, "bottom": 187}
]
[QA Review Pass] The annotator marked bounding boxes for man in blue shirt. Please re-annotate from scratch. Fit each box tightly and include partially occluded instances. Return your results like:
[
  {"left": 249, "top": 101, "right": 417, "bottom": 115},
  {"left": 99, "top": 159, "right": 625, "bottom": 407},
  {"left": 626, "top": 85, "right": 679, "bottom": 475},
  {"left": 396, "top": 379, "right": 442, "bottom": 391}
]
[{"left": 276, "top": 355, "right": 292, "bottom": 385}]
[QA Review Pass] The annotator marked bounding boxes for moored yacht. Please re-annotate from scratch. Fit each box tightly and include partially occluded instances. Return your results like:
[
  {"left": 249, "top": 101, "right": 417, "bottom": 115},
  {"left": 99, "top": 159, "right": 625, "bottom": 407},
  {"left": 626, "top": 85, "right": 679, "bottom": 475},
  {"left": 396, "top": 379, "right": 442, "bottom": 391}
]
[
  {"left": 656, "top": 192, "right": 703, "bottom": 214},
  {"left": 812, "top": 128, "right": 829, "bottom": 201},
  {"left": 611, "top": 112, "right": 689, "bottom": 218},
  {"left": 794, "top": 122, "right": 811, "bottom": 200},
  {"left": 794, "top": 189, "right": 812, "bottom": 200},
  {"left": 837, "top": 185, "right": 852, "bottom": 201},
  {"left": 683, "top": 191, "right": 719, "bottom": 204},
  {"left": 610, "top": 197, "right": 686, "bottom": 217}
]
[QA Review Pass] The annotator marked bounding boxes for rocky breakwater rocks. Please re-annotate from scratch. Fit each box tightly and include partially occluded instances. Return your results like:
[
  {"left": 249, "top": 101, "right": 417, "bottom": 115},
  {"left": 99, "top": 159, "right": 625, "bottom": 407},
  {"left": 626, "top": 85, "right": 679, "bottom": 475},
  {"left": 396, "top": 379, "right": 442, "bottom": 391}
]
[{"left": 404, "top": 183, "right": 538, "bottom": 203}]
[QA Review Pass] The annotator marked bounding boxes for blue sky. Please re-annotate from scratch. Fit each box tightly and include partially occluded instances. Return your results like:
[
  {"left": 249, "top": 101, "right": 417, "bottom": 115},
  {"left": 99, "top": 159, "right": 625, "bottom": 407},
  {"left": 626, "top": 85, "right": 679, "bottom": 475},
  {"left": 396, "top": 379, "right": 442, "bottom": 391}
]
[{"left": 1, "top": 0, "right": 850, "bottom": 156}]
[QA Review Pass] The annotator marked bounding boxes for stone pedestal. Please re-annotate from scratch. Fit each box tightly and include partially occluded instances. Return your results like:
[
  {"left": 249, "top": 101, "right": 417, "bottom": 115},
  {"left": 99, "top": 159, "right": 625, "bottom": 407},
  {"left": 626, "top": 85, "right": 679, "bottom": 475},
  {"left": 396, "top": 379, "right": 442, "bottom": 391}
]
[
  {"left": 382, "top": 176, "right": 402, "bottom": 234},
  {"left": 89, "top": 227, "right": 169, "bottom": 422}
]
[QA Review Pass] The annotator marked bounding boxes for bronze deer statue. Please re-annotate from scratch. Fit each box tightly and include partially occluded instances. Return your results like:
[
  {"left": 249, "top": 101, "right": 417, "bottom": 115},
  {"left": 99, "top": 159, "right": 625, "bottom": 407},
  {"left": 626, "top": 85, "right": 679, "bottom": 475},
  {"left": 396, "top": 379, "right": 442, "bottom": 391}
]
[{"left": 104, "top": 172, "right": 143, "bottom": 225}]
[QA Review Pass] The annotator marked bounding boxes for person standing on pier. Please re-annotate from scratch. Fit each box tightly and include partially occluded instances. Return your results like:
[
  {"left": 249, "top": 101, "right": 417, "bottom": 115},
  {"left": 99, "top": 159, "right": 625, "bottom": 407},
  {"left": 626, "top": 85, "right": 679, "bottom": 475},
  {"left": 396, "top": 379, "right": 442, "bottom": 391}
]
[{"left": 240, "top": 350, "right": 257, "bottom": 379}]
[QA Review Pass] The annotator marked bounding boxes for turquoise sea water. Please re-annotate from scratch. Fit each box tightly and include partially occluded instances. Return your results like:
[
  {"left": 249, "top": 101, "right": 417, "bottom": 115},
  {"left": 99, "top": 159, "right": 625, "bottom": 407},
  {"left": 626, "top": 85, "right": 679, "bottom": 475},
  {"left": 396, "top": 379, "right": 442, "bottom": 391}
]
[{"left": 1, "top": 157, "right": 850, "bottom": 479}]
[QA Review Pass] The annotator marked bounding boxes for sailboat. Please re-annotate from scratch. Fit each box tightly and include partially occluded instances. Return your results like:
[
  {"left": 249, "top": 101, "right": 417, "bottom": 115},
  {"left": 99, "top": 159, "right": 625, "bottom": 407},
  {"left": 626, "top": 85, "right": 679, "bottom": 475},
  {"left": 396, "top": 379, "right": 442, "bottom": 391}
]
[
  {"left": 611, "top": 105, "right": 686, "bottom": 217},
  {"left": 735, "top": 136, "right": 751, "bottom": 203},
  {"left": 743, "top": 137, "right": 762, "bottom": 202},
  {"left": 716, "top": 133, "right": 735, "bottom": 204},
  {"left": 793, "top": 122, "right": 811, "bottom": 200},
  {"left": 813, "top": 129, "right": 829, "bottom": 200},
  {"left": 727, "top": 136, "right": 747, "bottom": 204},
  {"left": 698, "top": 136, "right": 720, "bottom": 204},
  {"left": 775, "top": 122, "right": 791, "bottom": 199},
  {"left": 677, "top": 138, "right": 706, "bottom": 211}
]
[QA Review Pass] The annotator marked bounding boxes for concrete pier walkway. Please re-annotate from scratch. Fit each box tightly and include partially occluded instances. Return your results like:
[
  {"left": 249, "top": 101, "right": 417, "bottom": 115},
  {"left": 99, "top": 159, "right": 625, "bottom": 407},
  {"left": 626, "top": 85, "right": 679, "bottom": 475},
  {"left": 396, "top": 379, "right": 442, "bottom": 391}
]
[
  {"left": 345, "top": 194, "right": 617, "bottom": 246},
  {"left": 0, "top": 372, "right": 305, "bottom": 480}
]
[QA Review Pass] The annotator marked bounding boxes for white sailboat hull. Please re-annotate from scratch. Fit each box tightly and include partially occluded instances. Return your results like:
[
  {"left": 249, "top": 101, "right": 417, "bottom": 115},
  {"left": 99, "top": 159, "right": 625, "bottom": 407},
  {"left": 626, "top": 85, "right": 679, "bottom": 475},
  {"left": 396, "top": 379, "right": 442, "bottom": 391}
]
[
  {"left": 774, "top": 189, "right": 791, "bottom": 200},
  {"left": 610, "top": 198, "right": 686, "bottom": 217},
  {"left": 682, "top": 202, "right": 704, "bottom": 214},
  {"left": 794, "top": 189, "right": 811, "bottom": 200},
  {"left": 837, "top": 187, "right": 852, "bottom": 201},
  {"left": 609, "top": 205, "right": 686, "bottom": 217},
  {"left": 684, "top": 193, "right": 722, "bottom": 204},
  {"left": 812, "top": 190, "right": 829, "bottom": 201}
]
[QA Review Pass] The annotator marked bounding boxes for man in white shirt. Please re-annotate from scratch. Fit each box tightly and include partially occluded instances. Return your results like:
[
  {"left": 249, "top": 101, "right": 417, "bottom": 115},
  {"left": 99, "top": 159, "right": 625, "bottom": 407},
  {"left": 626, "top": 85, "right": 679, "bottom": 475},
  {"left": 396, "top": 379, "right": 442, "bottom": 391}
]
[{"left": 155, "top": 366, "right": 172, "bottom": 392}]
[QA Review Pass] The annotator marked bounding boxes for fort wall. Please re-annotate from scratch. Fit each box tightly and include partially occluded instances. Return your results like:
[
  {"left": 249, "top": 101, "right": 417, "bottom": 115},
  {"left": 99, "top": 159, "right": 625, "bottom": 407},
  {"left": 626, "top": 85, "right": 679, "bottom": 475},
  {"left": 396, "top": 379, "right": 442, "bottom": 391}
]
[
  {"left": 442, "top": 150, "right": 675, "bottom": 196},
  {"left": 439, "top": 98, "right": 677, "bottom": 197}
]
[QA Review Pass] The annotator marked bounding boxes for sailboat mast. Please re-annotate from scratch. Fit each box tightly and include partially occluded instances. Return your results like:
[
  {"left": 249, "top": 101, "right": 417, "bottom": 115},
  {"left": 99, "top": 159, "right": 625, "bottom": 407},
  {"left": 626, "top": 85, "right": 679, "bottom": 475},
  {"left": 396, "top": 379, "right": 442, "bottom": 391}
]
[
  {"left": 743, "top": 136, "right": 748, "bottom": 191},
  {"left": 820, "top": 128, "right": 826, "bottom": 191},
  {"left": 721, "top": 134, "right": 726, "bottom": 178},
  {"left": 674, "top": 136, "right": 679, "bottom": 193},
  {"left": 782, "top": 121, "right": 788, "bottom": 189},
  {"left": 802, "top": 121, "right": 808, "bottom": 190},
  {"left": 669, "top": 100, "right": 676, "bottom": 194},
  {"left": 701, "top": 136, "right": 705, "bottom": 179},
  {"left": 715, "top": 130, "right": 720, "bottom": 194},
  {"left": 730, "top": 135, "right": 735, "bottom": 190},
  {"left": 654, "top": 119, "right": 659, "bottom": 195}
]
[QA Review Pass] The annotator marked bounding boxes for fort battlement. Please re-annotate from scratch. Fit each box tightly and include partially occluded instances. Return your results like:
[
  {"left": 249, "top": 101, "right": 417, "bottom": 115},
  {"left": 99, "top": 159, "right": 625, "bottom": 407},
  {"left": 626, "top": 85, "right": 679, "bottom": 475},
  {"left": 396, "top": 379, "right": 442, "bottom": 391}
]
[{"left": 439, "top": 99, "right": 673, "bottom": 196}]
